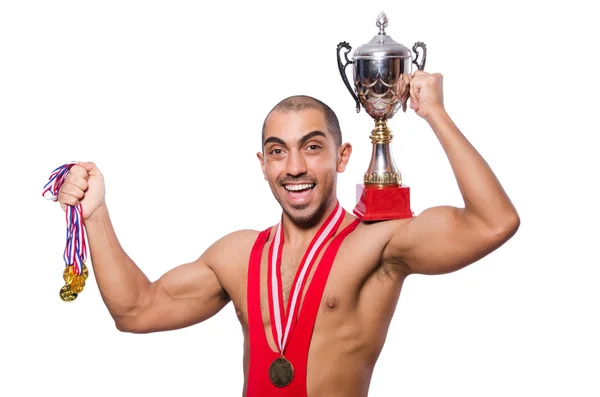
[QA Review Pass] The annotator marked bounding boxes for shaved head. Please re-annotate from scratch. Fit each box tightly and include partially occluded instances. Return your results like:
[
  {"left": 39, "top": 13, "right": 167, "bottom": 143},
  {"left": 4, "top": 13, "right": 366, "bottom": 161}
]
[{"left": 262, "top": 95, "right": 342, "bottom": 148}]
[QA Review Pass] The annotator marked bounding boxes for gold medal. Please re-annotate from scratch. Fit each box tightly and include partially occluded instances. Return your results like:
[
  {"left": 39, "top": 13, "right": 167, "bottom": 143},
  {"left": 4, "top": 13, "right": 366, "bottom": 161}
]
[
  {"left": 269, "top": 356, "right": 294, "bottom": 388},
  {"left": 81, "top": 263, "right": 89, "bottom": 280},
  {"left": 70, "top": 275, "right": 86, "bottom": 293},
  {"left": 59, "top": 284, "right": 78, "bottom": 302},
  {"left": 63, "top": 265, "right": 76, "bottom": 283}
]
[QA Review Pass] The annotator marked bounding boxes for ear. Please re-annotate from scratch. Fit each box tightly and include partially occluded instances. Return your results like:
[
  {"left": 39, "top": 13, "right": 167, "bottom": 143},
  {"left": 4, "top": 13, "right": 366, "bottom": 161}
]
[
  {"left": 336, "top": 143, "right": 352, "bottom": 173},
  {"left": 256, "top": 151, "right": 267, "bottom": 180}
]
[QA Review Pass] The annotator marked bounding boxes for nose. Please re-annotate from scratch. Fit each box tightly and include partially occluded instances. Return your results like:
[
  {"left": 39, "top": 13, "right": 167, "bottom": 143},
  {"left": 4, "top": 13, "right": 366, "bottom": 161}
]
[{"left": 286, "top": 150, "right": 307, "bottom": 177}]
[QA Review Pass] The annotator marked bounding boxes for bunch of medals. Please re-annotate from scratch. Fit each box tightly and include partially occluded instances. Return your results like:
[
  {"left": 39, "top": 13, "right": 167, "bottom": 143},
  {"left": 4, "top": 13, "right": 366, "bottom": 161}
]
[
  {"left": 43, "top": 162, "right": 90, "bottom": 302},
  {"left": 61, "top": 262, "right": 88, "bottom": 302}
]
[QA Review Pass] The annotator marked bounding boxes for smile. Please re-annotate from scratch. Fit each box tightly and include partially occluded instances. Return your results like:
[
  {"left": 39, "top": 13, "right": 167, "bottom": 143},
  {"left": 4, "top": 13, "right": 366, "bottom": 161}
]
[{"left": 284, "top": 183, "right": 315, "bottom": 192}]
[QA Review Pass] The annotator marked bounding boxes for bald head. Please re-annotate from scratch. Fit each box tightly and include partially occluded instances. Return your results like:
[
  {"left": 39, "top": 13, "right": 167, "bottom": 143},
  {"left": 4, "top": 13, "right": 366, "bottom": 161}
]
[{"left": 262, "top": 95, "right": 342, "bottom": 148}]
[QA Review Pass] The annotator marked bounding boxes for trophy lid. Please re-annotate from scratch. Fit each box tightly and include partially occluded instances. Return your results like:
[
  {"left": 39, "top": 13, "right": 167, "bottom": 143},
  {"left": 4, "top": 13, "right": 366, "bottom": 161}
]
[{"left": 354, "top": 12, "right": 412, "bottom": 60}]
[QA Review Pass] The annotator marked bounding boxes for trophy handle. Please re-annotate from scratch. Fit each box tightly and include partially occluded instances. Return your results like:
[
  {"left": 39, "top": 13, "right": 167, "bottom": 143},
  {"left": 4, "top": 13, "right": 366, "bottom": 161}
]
[
  {"left": 336, "top": 41, "right": 361, "bottom": 113},
  {"left": 412, "top": 41, "right": 427, "bottom": 71}
]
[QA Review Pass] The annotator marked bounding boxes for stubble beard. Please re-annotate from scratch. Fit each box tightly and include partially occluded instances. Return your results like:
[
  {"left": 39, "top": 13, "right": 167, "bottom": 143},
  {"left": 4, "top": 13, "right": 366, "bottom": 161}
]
[{"left": 276, "top": 175, "right": 335, "bottom": 230}]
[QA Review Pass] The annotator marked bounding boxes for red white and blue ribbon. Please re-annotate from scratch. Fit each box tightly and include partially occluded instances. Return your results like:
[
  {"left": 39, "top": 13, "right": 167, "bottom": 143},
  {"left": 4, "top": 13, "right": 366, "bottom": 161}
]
[
  {"left": 267, "top": 201, "right": 345, "bottom": 355},
  {"left": 42, "top": 162, "right": 87, "bottom": 275}
]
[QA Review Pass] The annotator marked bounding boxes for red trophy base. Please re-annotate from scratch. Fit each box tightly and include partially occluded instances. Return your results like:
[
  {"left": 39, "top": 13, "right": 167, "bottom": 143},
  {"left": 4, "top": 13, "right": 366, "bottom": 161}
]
[{"left": 353, "top": 183, "right": 414, "bottom": 221}]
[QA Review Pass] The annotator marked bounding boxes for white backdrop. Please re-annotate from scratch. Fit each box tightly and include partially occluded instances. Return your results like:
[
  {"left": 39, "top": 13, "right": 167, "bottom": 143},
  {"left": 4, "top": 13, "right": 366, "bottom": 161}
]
[{"left": 1, "top": 0, "right": 598, "bottom": 396}]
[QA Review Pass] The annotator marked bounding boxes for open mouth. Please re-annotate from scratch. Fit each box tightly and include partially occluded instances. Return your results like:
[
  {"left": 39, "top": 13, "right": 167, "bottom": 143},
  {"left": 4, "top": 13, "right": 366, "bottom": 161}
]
[{"left": 284, "top": 183, "right": 316, "bottom": 193}]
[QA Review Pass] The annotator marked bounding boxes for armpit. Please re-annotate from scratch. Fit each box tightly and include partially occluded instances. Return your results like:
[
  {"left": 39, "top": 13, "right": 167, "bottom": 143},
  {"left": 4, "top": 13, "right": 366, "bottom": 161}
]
[
  {"left": 219, "top": 287, "right": 231, "bottom": 302},
  {"left": 378, "top": 257, "right": 411, "bottom": 281}
]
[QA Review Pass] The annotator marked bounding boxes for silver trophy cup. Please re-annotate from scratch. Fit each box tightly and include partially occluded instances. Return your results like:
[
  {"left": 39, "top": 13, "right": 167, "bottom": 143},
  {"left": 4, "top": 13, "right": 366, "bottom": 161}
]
[{"left": 336, "top": 11, "right": 426, "bottom": 187}]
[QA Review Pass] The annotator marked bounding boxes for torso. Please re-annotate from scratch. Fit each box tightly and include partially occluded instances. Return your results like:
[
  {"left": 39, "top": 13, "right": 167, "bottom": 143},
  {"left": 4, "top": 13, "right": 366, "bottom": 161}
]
[{"left": 211, "top": 212, "right": 409, "bottom": 397}]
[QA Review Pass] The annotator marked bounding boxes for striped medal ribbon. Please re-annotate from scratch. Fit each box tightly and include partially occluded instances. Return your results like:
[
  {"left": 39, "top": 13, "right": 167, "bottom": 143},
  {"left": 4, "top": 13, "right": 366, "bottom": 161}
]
[
  {"left": 42, "top": 162, "right": 89, "bottom": 302},
  {"left": 267, "top": 201, "right": 345, "bottom": 387}
]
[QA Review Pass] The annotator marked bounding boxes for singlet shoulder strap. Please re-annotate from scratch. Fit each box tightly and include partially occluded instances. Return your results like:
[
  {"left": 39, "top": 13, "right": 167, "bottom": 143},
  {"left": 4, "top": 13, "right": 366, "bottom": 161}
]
[
  {"left": 324, "top": 218, "right": 360, "bottom": 257},
  {"left": 247, "top": 227, "right": 271, "bottom": 319}
]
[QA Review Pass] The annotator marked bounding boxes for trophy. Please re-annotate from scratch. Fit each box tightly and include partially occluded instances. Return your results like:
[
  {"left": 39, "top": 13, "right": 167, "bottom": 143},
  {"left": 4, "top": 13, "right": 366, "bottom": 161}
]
[{"left": 336, "top": 11, "right": 426, "bottom": 221}]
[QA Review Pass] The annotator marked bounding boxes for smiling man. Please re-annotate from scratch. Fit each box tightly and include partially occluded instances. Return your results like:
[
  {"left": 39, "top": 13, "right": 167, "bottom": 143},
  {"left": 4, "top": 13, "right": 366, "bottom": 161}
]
[
  {"left": 258, "top": 97, "right": 346, "bottom": 229},
  {"left": 56, "top": 71, "right": 520, "bottom": 396}
]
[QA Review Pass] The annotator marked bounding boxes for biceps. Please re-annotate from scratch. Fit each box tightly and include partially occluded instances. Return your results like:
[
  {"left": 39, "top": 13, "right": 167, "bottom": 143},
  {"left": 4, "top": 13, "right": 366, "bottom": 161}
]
[
  {"left": 390, "top": 206, "right": 498, "bottom": 275},
  {"left": 123, "top": 262, "right": 229, "bottom": 333}
]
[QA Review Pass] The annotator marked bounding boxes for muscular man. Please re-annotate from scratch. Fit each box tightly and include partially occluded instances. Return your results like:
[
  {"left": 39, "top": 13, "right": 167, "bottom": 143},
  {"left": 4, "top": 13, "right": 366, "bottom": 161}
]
[{"left": 57, "top": 71, "right": 520, "bottom": 396}]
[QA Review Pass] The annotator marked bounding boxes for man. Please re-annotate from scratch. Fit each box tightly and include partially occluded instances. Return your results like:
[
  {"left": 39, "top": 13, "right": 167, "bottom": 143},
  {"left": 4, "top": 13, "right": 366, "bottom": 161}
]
[{"left": 57, "top": 70, "right": 520, "bottom": 396}]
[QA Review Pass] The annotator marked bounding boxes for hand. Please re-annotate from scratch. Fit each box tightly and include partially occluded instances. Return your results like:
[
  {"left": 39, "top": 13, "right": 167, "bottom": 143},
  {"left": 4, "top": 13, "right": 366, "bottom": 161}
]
[
  {"left": 409, "top": 70, "right": 445, "bottom": 120},
  {"left": 57, "top": 161, "right": 106, "bottom": 221}
]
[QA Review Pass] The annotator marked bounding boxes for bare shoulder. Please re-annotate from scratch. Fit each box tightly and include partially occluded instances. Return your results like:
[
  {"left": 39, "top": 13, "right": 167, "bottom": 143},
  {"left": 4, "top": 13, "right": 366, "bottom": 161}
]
[
  {"left": 349, "top": 218, "right": 410, "bottom": 251},
  {"left": 338, "top": 216, "right": 412, "bottom": 272},
  {"left": 201, "top": 229, "right": 264, "bottom": 272},
  {"left": 189, "top": 228, "right": 266, "bottom": 304}
]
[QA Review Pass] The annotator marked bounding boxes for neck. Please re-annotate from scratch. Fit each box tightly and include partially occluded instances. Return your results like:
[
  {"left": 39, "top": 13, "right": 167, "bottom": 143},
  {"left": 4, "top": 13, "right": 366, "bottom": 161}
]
[{"left": 281, "top": 197, "right": 340, "bottom": 248}]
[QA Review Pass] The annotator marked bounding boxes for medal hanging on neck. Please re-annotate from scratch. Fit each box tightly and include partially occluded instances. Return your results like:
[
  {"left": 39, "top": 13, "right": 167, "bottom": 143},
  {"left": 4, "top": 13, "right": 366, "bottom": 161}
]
[
  {"left": 267, "top": 202, "right": 345, "bottom": 387},
  {"left": 42, "top": 162, "right": 89, "bottom": 302}
]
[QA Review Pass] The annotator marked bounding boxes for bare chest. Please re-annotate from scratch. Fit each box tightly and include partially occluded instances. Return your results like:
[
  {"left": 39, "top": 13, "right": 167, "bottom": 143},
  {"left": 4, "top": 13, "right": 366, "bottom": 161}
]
[
  {"left": 228, "top": 221, "right": 405, "bottom": 347},
  {"left": 255, "top": 244, "right": 349, "bottom": 348}
]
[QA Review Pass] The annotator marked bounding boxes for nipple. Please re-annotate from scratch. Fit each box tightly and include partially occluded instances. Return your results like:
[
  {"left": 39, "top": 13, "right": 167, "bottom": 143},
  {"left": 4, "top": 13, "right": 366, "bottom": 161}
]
[{"left": 324, "top": 296, "right": 339, "bottom": 310}]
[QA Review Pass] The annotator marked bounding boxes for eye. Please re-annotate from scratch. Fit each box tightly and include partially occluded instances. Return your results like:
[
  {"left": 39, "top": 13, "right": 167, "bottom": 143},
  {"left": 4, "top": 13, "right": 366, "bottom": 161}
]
[
  {"left": 269, "top": 148, "right": 283, "bottom": 155},
  {"left": 307, "top": 144, "right": 322, "bottom": 151}
]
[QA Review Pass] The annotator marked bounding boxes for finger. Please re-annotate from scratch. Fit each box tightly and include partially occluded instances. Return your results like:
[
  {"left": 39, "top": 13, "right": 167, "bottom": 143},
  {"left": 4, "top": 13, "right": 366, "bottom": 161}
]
[
  {"left": 409, "top": 90, "right": 417, "bottom": 111},
  {"left": 400, "top": 80, "right": 410, "bottom": 113},
  {"left": 68, "top": 164, "right": 90, "bottom": 180},
  {"left": 60, "top": 182, "right": 85, "bottom": 200},
  {"left": 409, "top": 97, "right": 417, "bottom": 111},
  {"left": 58, "top": 191, "right": 81, "bottom": 208},
  {"left": 64, "top": 174, "right": 89, "bottom": 192},
  {"left": 412, "top": 70, "right": 428, "bottom": 78},
  {"left": 77, "top": 161, "right": 98, "bottom": 174},
  {"left": 409, "top": 74, "right": 421, "bottom": 96},
  {"left": 409, "top": 78, "right": 420, "bottom": 111}
]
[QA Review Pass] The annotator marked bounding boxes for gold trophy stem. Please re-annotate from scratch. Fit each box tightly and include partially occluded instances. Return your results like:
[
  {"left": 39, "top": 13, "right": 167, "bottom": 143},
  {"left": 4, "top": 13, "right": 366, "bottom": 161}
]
[
  {"left": 364, "top": 119, "right": 402, "bottom": 186},
  {"left": 370, "top": 119, "right": 393, "bottom": 144}
]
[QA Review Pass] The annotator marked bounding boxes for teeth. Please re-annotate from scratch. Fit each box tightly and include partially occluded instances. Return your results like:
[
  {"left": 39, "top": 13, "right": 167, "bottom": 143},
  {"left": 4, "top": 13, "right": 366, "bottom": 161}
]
[{"left": 285, "top": 184, "right": 314, "bottom": 191}]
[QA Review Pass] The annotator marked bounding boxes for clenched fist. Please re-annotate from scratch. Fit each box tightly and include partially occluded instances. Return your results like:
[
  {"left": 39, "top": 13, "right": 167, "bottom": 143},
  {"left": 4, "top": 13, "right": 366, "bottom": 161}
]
[
  {"left": 409, "top": 70, "right": 445, "bottom": 120},
  {"left": 58, "top": 161, "right": 106, "bottom": 221}
]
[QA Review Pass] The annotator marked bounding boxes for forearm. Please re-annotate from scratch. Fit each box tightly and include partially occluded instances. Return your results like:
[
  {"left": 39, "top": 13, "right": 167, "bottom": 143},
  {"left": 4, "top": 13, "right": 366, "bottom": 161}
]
[
  {"left": 426, "top": 107, "right": 519, "bottom": 230},
  {"left": 84, "top": 204, "right": 151, "bottom": 323}
]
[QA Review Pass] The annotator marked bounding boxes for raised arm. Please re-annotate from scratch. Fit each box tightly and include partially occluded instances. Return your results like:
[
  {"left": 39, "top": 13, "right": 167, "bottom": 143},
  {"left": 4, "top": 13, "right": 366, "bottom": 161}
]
[
  {"left": 58, "top": 162, "right": 230, "bottom": 333},
  {"left": 382, "top": 71, "right": 520, "bottom": 275},
  {"left": 84, "top": 205, "right": 230, "bottom": 333}
]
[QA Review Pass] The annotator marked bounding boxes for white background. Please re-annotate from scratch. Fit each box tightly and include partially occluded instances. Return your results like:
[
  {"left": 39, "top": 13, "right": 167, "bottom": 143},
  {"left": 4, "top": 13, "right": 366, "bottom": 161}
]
[{"left": 1, "top": 0, "right": 599, "bottom": 396}]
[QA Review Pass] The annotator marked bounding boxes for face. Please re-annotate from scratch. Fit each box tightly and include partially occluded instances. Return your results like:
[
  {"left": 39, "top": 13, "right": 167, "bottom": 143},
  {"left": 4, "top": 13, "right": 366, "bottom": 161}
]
[{"left": 257, "top": 109, "right": 351, "bottom": 228}]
